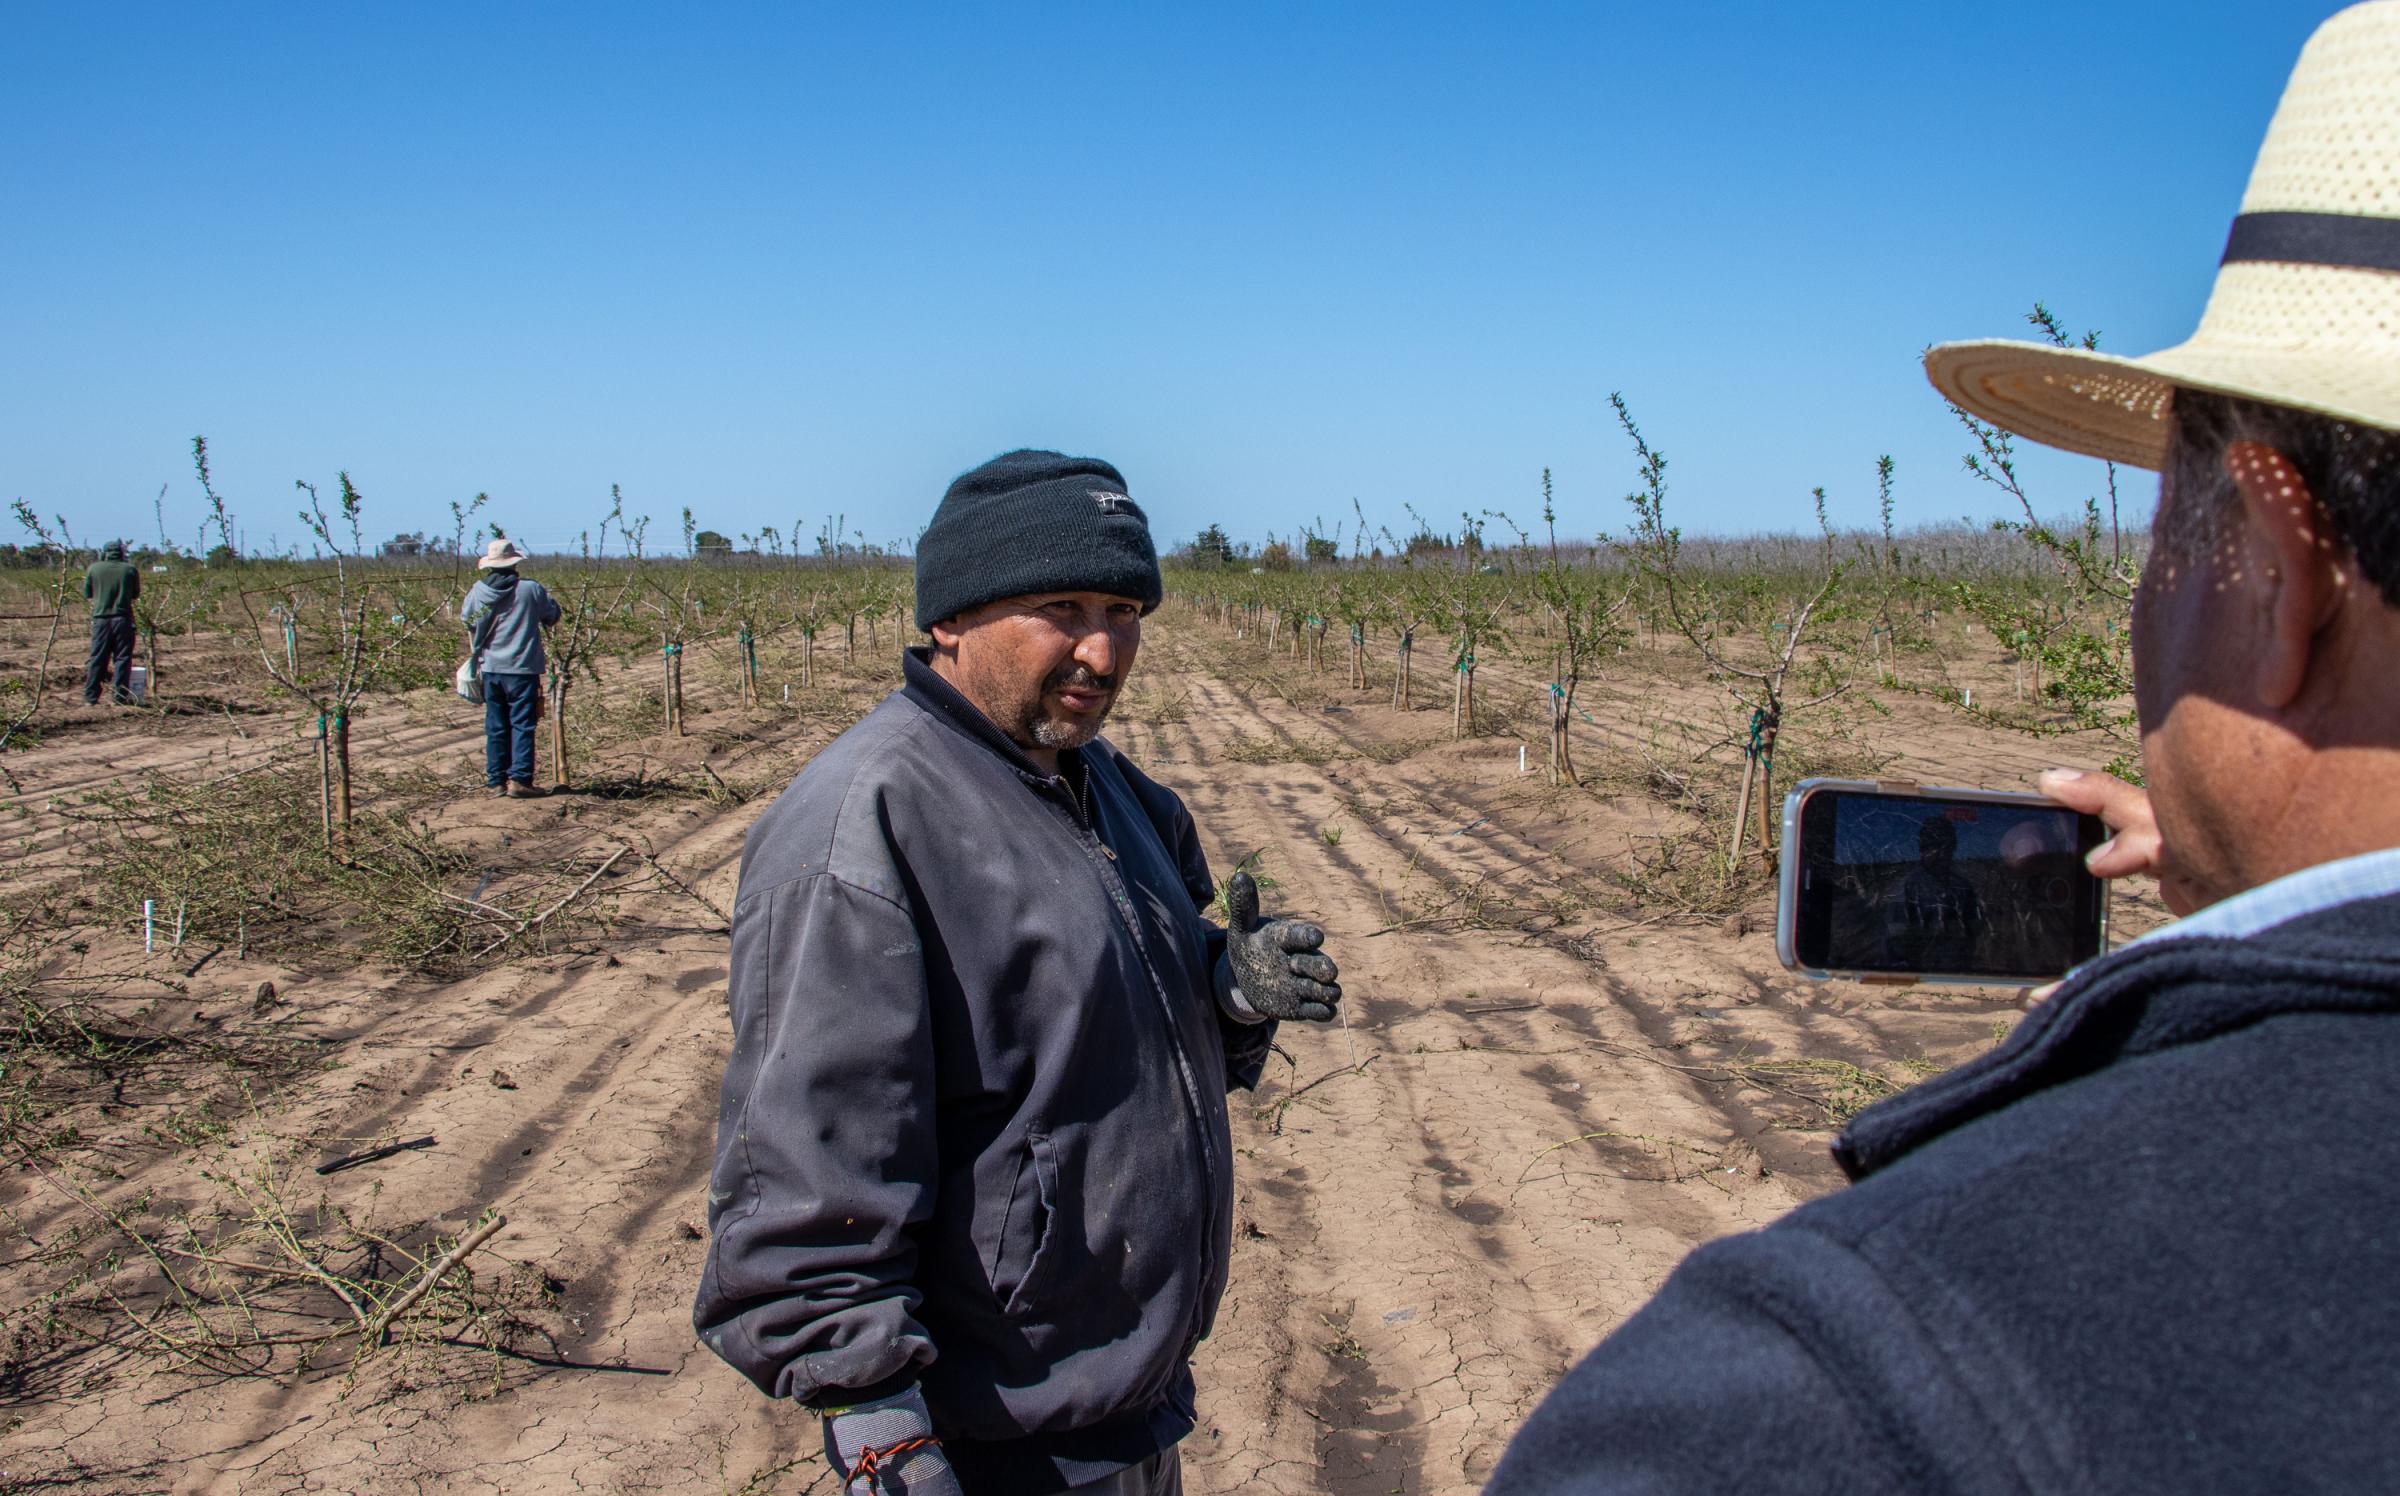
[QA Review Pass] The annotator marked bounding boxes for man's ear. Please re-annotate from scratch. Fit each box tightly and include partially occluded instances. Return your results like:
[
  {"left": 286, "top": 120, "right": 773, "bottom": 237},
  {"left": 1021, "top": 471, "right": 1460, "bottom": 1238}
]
[
  {"left": 928, "top": 618, "right": 964, "bottom": 651},
  {"left": 2223, "top": 440, "right": 2349, "bottom": 709}
]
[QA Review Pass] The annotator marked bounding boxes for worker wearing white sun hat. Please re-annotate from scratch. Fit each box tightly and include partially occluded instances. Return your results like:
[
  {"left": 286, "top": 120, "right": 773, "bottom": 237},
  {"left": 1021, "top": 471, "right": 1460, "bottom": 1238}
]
[
  {"left": 1490, "top": 7, "right": 2400, "bottom": 1493},
  {"left": 460, "top": 537, "right": 562, "bottom": 797}
]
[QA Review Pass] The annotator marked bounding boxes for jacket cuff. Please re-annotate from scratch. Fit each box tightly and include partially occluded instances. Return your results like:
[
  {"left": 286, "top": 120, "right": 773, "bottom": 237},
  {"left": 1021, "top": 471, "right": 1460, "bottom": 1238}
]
[
  {"left": 1213, "top": 950, "right": 1270, "bottom": 1025},
  {"left": 803, "top": 1366, "right": 922, "bottom": 1414}
]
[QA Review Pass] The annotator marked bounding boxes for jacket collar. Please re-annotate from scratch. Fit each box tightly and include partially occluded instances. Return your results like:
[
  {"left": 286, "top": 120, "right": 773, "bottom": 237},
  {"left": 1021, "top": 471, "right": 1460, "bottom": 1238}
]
[
  {"left": 902, "top": 646, "right": 1079, "bottom": 786},
  {"left": 1833, "top": 890, "right": 2400, "bottom": 1180}
]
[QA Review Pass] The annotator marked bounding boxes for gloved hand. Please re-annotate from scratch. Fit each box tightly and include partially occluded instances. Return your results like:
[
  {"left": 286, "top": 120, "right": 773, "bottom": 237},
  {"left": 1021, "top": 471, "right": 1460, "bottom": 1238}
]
[
  {"left": 1221, "top": 870, "right": 1342, "bottom": 1022},
  {"left": 824, "top": 1386, "right": 960, "bottom": 1496}
]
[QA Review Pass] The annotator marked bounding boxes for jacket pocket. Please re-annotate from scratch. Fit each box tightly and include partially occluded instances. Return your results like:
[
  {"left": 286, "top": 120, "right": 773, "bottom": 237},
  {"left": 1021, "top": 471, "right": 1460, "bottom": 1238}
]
[{"left": 992, "top": 1131, "right": 1063, "bottom": 1318}]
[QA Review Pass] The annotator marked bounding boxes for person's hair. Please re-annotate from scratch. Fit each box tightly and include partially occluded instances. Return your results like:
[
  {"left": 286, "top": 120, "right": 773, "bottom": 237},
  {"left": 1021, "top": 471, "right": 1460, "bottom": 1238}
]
[
  {"left": 1918, "top": 815, "right": 1956, "bottom": 856},
  {"left": 2163, "top": 390, "right": 2400, "bottom": 605}
]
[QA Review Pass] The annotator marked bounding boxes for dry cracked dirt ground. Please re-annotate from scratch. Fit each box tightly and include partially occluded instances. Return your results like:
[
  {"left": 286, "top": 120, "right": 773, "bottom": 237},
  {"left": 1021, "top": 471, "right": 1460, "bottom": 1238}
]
[{"left": 0, "top": 608, "right": 2165, "bottom": 1494}]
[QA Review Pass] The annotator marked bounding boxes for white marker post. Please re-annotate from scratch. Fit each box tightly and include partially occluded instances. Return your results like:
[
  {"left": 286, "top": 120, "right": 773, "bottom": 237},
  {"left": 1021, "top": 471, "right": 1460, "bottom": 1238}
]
[
  {"left": 143, "top": 899, "right": 155, "bottom": 954},
  {"left": 1518, "top": 745, "right": 1527, "bottom": 774}
]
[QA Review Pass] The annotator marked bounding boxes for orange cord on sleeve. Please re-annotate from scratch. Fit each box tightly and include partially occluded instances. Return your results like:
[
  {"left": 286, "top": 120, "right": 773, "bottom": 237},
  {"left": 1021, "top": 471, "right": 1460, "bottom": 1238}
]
[{"left": 848, "top": 1435, "right": 940, "bottom": 1492}]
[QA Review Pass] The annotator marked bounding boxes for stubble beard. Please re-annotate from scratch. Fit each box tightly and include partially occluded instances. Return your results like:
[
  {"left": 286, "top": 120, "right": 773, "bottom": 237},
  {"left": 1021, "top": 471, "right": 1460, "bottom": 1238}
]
[{"left": 1011, "top": 664, "right": 1116, "bottom": 753}]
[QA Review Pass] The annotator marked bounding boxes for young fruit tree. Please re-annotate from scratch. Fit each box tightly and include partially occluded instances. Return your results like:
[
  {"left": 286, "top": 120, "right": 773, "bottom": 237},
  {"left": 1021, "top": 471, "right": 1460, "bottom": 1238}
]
[
  {"left": 542, "top": 491, "right": 642, "bottom": 787},
  {"left": 1945, "top": 304, "right": 2142, "bottom": 777},
  {"left": 2, "top": 504, "right": 77, "bottom": 755},
  {"left": 195, "top": 438, "right": 444, "bottom": 848},
  {"left": 1613, "top": 395, "right": 1850, "bottom": 871},
  {"left": 1530, "top": 468, "right": 1632, "bottom": 786}
]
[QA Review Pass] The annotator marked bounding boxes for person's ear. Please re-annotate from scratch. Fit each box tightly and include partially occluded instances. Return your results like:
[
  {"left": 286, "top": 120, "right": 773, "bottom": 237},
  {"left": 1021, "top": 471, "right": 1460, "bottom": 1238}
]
[
  {"left": 929, "top": 618, "right": 964, "bottom": 651},
  {"left": 2223, "top": 440, "right": 2348, "bottom": 709}
]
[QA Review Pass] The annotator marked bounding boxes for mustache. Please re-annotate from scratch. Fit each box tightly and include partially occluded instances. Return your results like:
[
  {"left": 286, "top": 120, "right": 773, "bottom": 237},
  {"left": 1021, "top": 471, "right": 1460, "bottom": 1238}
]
[{"left": 1046, "top": 664, "right": 1117, "bottom": 694}]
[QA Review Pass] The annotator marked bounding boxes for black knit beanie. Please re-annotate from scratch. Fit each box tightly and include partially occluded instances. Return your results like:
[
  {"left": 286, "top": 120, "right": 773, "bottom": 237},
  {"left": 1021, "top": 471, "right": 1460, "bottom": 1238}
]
[{"left": 913, "top": 449, "right": 1164, "bottom": 631}]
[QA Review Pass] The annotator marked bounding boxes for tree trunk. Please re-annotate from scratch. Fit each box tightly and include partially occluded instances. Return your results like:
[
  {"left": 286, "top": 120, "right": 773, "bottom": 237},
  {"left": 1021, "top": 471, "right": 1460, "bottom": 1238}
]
[
  {"left": 1394, "top": 633, "right": 1413, "bottom": 710},
  {"left": 1549, "top": 683, "right": 1577, "bottom": 787},
  {"left": 315, "top": 714, "right": 335, "bottom": 853},
  {"left": 1753, "top": 718, "right": 1780, "bottom": 871},
  {"left": 802, "top": 630, "right": 815, "bottom": 689},
  {"left": 332, "top": 711, "right": 353, "bottom": 826},
  {"left": 663, "top": 644, "right": 685, "bottom": 735},
  {"left": 1727, "top": 753, "right": 1756, "bottom": 873},
  {"left": 549, "top": 674, "right": 571, "bottom": 788}
]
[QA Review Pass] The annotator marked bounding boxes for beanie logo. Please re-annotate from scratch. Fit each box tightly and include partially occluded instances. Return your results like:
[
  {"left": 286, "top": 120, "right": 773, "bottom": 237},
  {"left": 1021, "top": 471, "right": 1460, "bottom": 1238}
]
[{"left": 1089, "top": 490, "right": 1141, "bottom": 519}]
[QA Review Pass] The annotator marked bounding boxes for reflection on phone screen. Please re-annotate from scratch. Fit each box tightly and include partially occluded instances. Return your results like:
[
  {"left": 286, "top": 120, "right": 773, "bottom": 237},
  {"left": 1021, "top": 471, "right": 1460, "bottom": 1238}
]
[{"left": 1799, "top": 793, "right": 2100, "bottom": 979}]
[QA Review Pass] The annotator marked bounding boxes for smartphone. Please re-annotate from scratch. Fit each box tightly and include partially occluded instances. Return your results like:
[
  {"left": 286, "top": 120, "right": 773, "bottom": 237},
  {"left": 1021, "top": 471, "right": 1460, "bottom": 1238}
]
[{"left": 1776, "top": 778, "right": 2109, "bottom": 985}]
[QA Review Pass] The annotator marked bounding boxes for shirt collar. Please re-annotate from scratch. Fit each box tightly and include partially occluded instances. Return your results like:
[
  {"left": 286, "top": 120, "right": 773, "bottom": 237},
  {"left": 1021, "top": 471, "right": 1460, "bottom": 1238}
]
[
  {"left": 901, "top": 645, "right": 1079, "bottom": 786},
  {"left": 2131, "top": 846, "right": 2400, "bottom": 946}
]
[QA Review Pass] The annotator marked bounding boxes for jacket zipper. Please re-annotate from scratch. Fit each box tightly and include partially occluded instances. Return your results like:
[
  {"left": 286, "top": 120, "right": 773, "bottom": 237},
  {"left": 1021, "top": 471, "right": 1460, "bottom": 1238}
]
[{"left": 1056, "top": 764, "right": 1222, "bottom": 1350}]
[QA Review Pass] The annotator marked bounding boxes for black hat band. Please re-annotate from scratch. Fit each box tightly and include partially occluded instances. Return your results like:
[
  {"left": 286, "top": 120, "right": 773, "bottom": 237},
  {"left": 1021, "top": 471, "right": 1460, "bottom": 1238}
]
[{"left": 2221, "top": 210, "right": 2400, "bottom": 273}]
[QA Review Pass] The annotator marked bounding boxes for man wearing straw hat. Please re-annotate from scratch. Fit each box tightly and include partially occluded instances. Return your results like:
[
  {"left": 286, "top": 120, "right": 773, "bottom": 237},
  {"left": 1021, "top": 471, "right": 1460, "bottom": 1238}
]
[{"left": 1489, "top": 6, "right": 2400, "bottom": 1491}]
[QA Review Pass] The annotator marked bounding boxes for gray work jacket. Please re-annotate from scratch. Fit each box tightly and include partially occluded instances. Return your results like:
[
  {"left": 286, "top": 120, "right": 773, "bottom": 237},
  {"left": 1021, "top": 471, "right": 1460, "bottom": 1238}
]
[{"left": 694, "top": 648, "right": 1274, "bottom": 1493}]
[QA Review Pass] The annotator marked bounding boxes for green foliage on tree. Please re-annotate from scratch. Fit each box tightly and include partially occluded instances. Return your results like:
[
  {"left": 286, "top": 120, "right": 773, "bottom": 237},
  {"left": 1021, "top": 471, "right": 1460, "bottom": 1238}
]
[{"left": 1184, "top": 524, "right": 1237, "bottom": 567}]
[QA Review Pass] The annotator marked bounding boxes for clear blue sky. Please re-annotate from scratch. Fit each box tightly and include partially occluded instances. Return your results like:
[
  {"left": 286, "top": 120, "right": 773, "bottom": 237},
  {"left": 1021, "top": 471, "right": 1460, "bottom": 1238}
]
[{"left": 0, "top": 2, "right": 2333, "bottom": 557}]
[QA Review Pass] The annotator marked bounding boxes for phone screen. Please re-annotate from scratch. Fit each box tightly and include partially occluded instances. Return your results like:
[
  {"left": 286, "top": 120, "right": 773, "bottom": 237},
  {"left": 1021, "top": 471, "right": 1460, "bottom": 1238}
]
[{"left": 1792, "top": 788, "right": 2107, "bottom": 980}]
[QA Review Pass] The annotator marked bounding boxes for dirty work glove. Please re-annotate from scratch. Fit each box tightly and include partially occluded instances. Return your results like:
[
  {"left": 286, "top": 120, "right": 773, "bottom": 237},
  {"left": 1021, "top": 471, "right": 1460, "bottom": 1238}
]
[
  {"left": 1219, "top": 870, "right": 1342, "bottom": 1022},
  {"left": 823, "top": 1386, "right": 959, "bottom": 1496}
]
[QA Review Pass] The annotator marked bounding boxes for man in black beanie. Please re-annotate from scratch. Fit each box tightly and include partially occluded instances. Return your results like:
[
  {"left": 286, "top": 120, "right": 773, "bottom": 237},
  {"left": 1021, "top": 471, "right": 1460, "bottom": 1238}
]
[{"left": 696, "top": 449, "right": 1345, "bottom": 1496}]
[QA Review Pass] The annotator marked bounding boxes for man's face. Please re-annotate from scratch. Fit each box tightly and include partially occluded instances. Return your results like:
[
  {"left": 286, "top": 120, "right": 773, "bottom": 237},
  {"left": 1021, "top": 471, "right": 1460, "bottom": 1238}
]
[
  {"left": 2130, "top": 456, "right": 2277, "bottom": 903},
  {"left": 932, "top": 592, "right": 1143, "bottom": 755}
]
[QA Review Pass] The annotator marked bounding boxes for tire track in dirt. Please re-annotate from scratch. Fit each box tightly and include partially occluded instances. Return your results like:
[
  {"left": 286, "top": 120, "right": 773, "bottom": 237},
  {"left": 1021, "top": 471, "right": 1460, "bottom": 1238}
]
[
  {"left": 1154, "top": 654, "right": 1810, "bottom": 1496},
  {"left": 1173, "top": 631, "right": 2055, "bottom": 1158}
]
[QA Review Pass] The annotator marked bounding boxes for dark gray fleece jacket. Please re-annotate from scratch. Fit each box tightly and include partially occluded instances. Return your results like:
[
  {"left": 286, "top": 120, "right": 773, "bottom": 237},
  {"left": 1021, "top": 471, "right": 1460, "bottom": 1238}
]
[
  {"left": 694, "top": 649, "right": 1275, "bottom": 1494},
  {"left": 1486, "top": 891, "right": 2400, "bottom": 1495}
]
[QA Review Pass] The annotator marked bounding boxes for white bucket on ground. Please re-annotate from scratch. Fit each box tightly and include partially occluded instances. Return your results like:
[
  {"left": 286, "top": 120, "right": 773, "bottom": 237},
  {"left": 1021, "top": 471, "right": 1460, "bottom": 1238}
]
[{"left": 127, "top": 665, "right": 149, "bottom": 704}]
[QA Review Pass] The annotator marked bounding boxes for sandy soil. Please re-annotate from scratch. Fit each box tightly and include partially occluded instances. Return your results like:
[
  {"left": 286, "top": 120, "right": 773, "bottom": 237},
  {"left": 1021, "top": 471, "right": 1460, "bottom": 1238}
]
[{"left": 0, "top": 607, "right": 2163, "bottom": 1494}]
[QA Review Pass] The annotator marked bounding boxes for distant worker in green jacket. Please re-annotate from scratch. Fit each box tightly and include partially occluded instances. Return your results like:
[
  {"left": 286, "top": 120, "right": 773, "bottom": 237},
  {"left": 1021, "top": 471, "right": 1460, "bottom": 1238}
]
[{"left": 82, "top": 540, "right": 140, "bottom": 706}]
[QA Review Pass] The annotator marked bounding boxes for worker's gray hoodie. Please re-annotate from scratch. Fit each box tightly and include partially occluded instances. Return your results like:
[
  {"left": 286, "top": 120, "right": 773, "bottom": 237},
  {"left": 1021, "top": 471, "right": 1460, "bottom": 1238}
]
[
  {"left": 458, "top": 569, "right": 560, "bottom": 677},
  {"left": 693, "top": 648, "right": 1276, "bottom": 1494}
]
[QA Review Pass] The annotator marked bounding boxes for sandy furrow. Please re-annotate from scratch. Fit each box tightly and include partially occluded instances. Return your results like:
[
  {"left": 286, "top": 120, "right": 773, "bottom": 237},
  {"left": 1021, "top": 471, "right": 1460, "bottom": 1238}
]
[{"left": 1152, "top": 653, "right": 1808, "bottom": 1496}]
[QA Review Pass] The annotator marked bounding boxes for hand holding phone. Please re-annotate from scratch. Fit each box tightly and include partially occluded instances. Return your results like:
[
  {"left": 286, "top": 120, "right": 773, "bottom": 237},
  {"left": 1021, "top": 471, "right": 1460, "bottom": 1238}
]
[
  {"left": 2036, "top": 768, "right": 2206, "bottom": 917},
  {"left": 1778, "top": 779, "right": 2110, "bottom": 985}
]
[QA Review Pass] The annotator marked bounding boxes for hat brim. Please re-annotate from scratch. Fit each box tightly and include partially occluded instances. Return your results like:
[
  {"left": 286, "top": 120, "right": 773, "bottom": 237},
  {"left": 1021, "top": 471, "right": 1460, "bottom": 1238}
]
[
  {"left": 1926, "top": 336, "right": 2400, "bottom": 472},
  {"left": 478, "top": 554, "right": 524, "bottom": 569}
]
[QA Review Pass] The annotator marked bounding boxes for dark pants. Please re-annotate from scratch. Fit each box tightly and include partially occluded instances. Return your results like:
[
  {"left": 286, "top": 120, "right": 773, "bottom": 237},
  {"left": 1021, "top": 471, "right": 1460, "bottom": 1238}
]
[
  {"left": 84, "top": 615, "right": 135, "bottom": 704},
  {"left": 483, "top": 672, "right": 542, "bottom": 787}
]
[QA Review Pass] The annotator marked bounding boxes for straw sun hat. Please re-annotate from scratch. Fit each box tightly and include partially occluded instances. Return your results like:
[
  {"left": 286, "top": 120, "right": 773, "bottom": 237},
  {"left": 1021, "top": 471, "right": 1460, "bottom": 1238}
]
[
  {"left": 1925, "top": 1, "right": 2400, "bottom": 470},
  {"left": 478, "top": 538, "right": 529, "bottom": 570}
]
